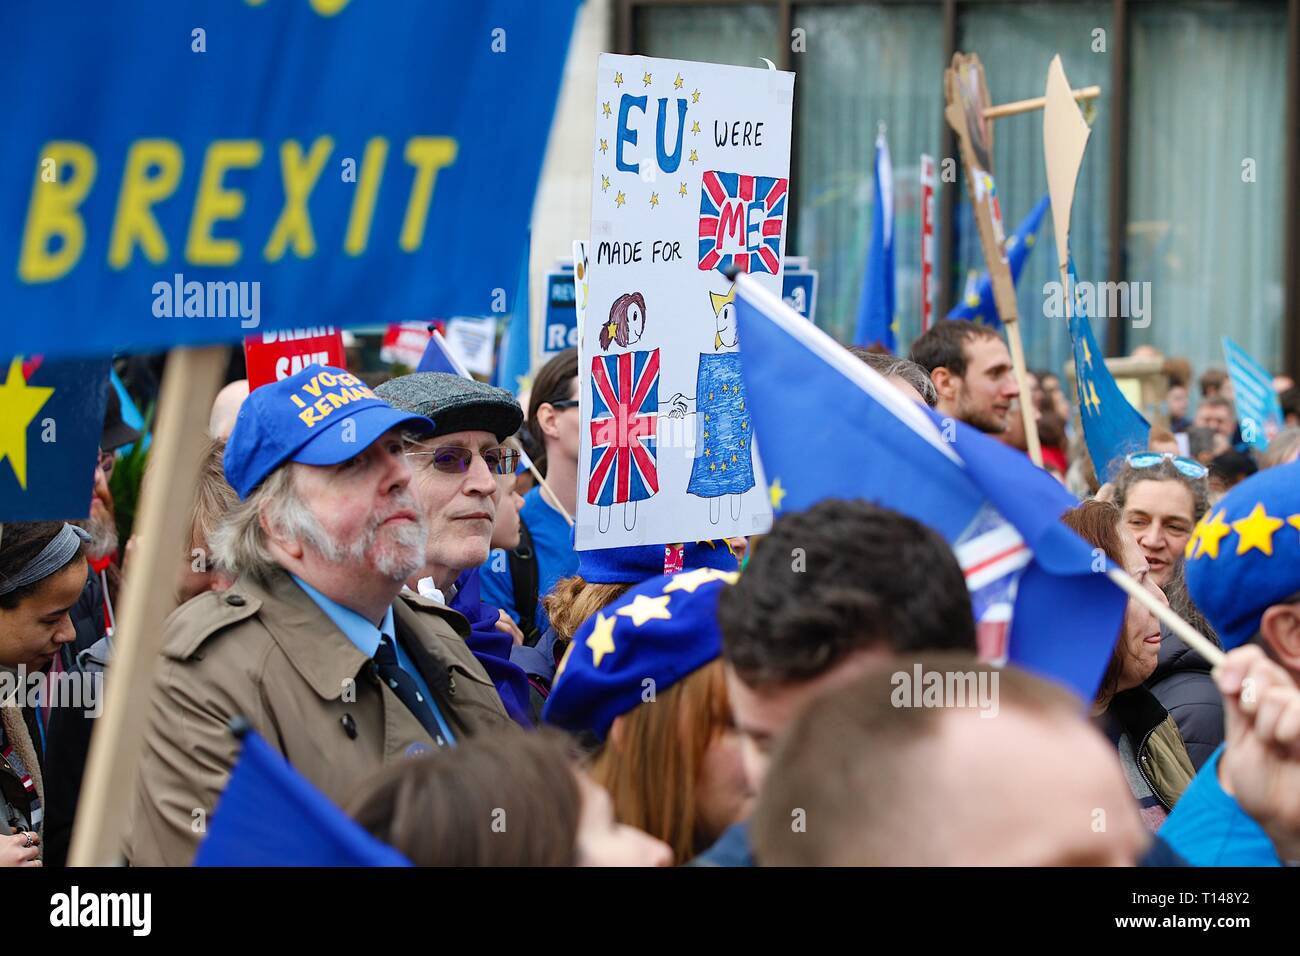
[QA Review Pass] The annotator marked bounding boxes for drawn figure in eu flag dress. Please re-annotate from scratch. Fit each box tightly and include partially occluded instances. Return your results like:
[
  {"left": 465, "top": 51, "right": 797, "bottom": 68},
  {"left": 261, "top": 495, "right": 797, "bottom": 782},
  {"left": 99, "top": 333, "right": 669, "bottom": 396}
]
[
  {"left": 668, "top": 285, "right": 755, "bottom": 524},
  {"left": 590, "top": 292, "right": 661, "bottom": 533}
]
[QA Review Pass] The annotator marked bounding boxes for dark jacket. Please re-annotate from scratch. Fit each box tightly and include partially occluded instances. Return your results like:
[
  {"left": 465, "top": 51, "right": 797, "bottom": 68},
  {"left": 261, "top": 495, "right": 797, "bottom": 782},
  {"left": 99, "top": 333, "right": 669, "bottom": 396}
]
[
  {"left": 1145, "top": 626, "right": 1224, "bottom": 772},
  {"left": 1107, "top": 685, "right": 1196, "bottom": 813}
]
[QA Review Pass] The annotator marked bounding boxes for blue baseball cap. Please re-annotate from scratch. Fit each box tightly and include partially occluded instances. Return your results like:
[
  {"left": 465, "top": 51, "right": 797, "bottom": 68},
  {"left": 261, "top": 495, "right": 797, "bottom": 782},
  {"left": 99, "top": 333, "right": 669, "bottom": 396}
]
[
  {"left": 1185, "top": 460, "right": 1300, "bottom": 649},
  {"left": 542, "top": 568, "right": 737, "bottom": 741},
  {"left": 224, "top": 365, "right": 433, "bottom": 500},
  {"left": 576, "top": 539, "right": 740, "bottom": 584}
]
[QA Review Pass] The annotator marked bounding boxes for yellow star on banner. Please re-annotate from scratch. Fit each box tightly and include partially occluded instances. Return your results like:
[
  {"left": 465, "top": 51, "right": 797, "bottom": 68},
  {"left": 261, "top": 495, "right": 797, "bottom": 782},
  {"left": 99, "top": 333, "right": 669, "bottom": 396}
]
[
  {"left": 688, "top": 148, "right": 698, "bottom": 165},
  {"left": 1191, "top": 509, "right": 1233, "bottom": 559},
  {"left": 1088, "top": 381, "right": 1101, "bottom": 414},
  {"left": 617, "top": 593, "right": 672, "bottom": 627},
  {"left": 1289, "top": 514, "right": 1300, "bottom": 539},
  {"left": 1080, "top": 337, "right": 1093, "bottom": 368},
  {"left": 690, "top": 120, "right": 701, "bottom": 135},
  {"left": 586, "top": 612, "right": 617, "bottom": 667},
  {"left": 769, "top": 477, "right": 787, "bottom": 511},
  {"left": 1232, "top": 503, "right": 1284, "bottom": 556},
  {"left": 0, "top": 357, "right": 54, "bottom": 490},
  {"left": 601, "top": 174, "right": 610, "bottom": 192},
  {"left": 674, "top": 72, "right": 684, "bottom": 90},
  {"left": 665, "top": 567, "right": 739, "bottom": 594},
  {"left": 691, "top": 88, "right": 701, "bottom": 104},
  {"left": 599, "top": 138, "right": 608, "bottom": 155},
  {"left": 649, "top": 192, "right": 659, "bottom": 208},
  {"left": 602, "top": 101, "right": 611, "bottom": 118},
  {"left": 678, "top": 181, "right": 687, "bottom": 197},
  {"left": 614, "top": 71, "right": 623, "bottom": 87},
  {"left": 642, "top": 70, "right": 652, "bottom": 87},
  {"left": 615, "top": 190, "right": 626, "bottom": 208}
]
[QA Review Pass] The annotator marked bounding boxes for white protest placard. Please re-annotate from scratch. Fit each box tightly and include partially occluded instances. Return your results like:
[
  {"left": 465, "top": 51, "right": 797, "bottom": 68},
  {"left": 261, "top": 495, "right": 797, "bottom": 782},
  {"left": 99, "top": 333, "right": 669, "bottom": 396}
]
[
  {"left": 444, "top": 316, "right": 497, "bottom": 376},
  {"left": 578, "top": 53, "right": 793, "bottom": 550}
]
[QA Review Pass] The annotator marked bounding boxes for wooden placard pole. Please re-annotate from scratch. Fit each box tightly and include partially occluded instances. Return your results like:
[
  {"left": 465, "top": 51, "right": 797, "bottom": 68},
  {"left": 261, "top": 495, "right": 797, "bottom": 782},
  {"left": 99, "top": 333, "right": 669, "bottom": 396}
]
[
  {"left": 984, "top": 85, "right": 1101, "bottom": 121},
  {"left": 944, "top": 52, "right": 1042, "bottom": 467},
  {"left": 68, "top": 345, "right": 228, "bottom": 866},
  {"left": 1042, "top": 55, "right": 1223, "bottom": 669}
]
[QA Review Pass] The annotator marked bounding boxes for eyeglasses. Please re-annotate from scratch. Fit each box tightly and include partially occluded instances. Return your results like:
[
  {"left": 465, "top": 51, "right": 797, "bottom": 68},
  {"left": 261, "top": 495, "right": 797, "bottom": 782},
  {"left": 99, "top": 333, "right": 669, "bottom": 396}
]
[
  {"left": 404, "top": 442, "right": 521, "bottom": 476},
  {"left": 1126, "top": 451, "right": 1209, "bottom": 480},
  {"left": 97, "top": 448, "right": 116, "bottom": 477},
  {"left": 546, "top": 399, "right": 579, "bottom": 411}
]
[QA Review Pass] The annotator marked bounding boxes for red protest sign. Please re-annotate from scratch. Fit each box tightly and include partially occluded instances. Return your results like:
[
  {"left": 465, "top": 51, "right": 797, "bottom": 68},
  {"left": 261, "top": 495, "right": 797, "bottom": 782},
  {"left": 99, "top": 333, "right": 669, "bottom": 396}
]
[{"left": 244, "top": 326, "right": 347, "bottom": 391}]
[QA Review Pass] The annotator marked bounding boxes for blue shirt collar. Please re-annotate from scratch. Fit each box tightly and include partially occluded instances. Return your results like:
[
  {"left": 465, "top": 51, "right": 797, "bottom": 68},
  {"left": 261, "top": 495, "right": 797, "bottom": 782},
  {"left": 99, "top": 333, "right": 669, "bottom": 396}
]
[{"left": 290, "top": 574, "right": 396, "bottom": 659}]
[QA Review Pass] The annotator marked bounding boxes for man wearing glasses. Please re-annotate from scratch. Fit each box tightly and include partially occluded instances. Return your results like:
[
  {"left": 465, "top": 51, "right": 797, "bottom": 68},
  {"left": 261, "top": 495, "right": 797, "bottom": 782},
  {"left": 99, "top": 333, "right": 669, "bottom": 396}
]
[{"left": 126, "top": 366, "right": 511, "bottom": 865}]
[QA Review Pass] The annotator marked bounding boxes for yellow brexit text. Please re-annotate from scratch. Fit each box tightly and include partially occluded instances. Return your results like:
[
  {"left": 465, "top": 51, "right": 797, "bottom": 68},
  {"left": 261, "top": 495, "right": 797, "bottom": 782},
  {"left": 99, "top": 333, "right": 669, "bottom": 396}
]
[
  {"left": 18, "top": 135, "right": 459, "bottom": 283},
  {"left": 287, "top": 369, "right": 376, "bottom": 427}
]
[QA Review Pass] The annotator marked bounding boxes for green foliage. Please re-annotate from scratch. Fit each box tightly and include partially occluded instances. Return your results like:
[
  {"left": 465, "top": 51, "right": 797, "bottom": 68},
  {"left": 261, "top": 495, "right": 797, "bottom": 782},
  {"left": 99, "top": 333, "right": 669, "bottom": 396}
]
[{"left": 108, "top": 403, "right": 154, "bottom": 547}]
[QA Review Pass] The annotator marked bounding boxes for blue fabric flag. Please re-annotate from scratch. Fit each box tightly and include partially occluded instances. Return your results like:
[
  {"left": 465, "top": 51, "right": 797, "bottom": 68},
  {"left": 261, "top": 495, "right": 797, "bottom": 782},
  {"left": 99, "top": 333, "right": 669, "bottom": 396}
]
[
  {"left": 194, "top": 729, "right": 410, "bottom": 867},
  {"left": 109, "top": 368, "right": 150, "bottom": 456},
  {"left": 416, "top": 329, "right": 467, "bottom": 377},
  {"left": 735, "top": 277, "right": 1126, "bottom": 702},
  {"left": 1068, "top": 258, "right": 1150, "bottom": 480},
  {"left": 0, "top": 355, "right": 111, "bottom": 521},
  {"left": 1222, "top": 337, "right": 1282, "bottom": 450},
  {"left": 495, "top": 230, "right": 533, "bottom": 395},
  {"left": 853, "top": 131, "right": 895, "bottom": 351},
  {"left": 1, "top": 1, "right": 580, "bottom": 360},
  {"left": 947, "top": 194, "right": 1051, "bottom": 329}
]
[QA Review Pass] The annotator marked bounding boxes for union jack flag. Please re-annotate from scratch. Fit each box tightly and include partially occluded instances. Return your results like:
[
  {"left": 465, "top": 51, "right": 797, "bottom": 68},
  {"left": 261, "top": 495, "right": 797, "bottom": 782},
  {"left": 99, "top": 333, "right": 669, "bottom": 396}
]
[
  {"left": 953, "top": 504, "right": 1032, "bottom": 666},
  {"left": 588, "top": 350, "right": 659, "bottom": 507},
  {"left": 698, "top": 170, "right": 787, "bottom": 275}
]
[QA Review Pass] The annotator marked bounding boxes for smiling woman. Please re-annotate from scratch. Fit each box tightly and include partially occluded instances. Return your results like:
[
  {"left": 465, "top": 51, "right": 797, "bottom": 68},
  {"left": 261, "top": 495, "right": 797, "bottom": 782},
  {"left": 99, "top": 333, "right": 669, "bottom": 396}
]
[{"left": 0, "top": 520, "right": 90, "bottom": 865}]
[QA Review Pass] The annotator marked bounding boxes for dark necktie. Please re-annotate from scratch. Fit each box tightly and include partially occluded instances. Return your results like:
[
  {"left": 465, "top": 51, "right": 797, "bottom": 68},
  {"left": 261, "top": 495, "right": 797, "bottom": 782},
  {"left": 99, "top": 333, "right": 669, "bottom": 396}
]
[{"left": 373, "top": 634, "right": 447, "bottom": 747}]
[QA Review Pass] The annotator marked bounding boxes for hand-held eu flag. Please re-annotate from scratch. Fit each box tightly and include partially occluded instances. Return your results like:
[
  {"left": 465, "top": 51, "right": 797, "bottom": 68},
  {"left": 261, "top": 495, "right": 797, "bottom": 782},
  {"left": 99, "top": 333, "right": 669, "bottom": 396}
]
[
  {"left": 0, "top": 356, "right": 111, "bottom": 521},
  {"left": 194, "top": 727, "right": 410, "bottom": 867},
  {"left": 1068, "top": 258, "right": 1150, "bottom": 480},
  {"left": 417, "top": 328, "right": 470, "bottom": 377},
  {"left": 735, "top": 275, "right": 1126, "bottom": 701},
  {"left": 494, "top": 229, "right": 533, "bottom": 396},
  {"left": 947, "top": 193, "right": 1050, "bottom": 329},
  {"left": 853, "top": 129, "right": 896, "bottom": 351},
  {"left": 1221, "top": 336, "right": 1282, "bottom": 450}
]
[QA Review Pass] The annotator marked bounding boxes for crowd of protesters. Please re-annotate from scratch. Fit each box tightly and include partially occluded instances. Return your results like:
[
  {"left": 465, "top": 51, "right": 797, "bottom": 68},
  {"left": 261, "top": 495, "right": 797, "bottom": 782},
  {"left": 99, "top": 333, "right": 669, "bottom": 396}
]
[{"left": 3, "top": 319, "right": 1300, "bottom": 868}]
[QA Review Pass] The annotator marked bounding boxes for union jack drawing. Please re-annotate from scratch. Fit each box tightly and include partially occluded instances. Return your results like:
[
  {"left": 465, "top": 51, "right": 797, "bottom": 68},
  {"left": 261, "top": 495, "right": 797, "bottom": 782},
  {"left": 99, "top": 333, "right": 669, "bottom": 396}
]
[
  {"left": 588, "top": 350, "right": 660, "bottom": 507},
  {"left": 953, "top": 504, "right": 1032, "bottom": 665},
  {"left": 698, "top": 170, "right": 787, "bottom": 275}
]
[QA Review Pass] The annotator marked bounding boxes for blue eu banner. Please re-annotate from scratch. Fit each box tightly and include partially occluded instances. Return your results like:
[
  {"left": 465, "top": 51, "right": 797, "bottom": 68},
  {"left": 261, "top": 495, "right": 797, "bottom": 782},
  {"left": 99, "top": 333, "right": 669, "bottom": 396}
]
[
  {"left": 0, "top": 1, "right": 580, "bottom": 359},
  {"left": 0, "top": 356, "right": 111, "bottom": 521}
]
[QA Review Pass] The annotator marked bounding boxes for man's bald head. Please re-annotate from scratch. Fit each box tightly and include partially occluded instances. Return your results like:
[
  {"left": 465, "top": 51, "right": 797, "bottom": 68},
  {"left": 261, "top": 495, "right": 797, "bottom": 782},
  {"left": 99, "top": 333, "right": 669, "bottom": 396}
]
[
  {"left": 209, "top": 379, "right": 250, "bottom": 439},
  {"left": 752, "top": 655, "right": 1147, "bottom": 866}
]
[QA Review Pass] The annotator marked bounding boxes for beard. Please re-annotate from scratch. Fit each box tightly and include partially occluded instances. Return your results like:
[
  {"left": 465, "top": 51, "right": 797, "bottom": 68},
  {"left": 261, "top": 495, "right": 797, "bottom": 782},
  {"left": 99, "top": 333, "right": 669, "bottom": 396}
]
[
  {"left": 296, "top": 492, "right": 428, "bottom": 584},
  {"left": 77, "top": 511, "right": 119, "bottom": 561}
]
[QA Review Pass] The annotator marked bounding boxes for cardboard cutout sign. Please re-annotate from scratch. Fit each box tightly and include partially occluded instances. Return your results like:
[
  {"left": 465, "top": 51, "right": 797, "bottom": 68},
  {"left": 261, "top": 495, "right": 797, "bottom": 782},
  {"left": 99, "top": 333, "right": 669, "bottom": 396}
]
[
  {"left": 1043, "top": 55, "right": 1092, "bottom": 277},
  {"left": 945, "top": 52, "right": 1041, "bottom": 466},
  {"left": 244, "top": 327, "right": 346, "bottom": 391},
  {"left": 578, "top": 54, "right": 792, "bottom": 550}
]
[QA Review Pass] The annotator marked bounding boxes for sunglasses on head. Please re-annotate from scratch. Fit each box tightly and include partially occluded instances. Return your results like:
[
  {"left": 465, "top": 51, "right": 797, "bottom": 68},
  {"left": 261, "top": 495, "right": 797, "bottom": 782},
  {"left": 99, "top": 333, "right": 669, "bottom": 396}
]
[
  {"left": 404, "top": 442, "right": 520, "bottom": 476},
  {"left": 1126, "top": 451, "right": 1209, "bottom": 480},
  {"left": 546, "top": 399, "right": 579, "bottom": 411}
]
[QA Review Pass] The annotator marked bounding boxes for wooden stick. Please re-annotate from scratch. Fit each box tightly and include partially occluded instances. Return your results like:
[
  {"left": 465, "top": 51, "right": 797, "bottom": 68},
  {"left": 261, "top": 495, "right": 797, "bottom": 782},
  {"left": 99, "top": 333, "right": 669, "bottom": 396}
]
[
  {"left": 985, "top": 85, "right": 1101, "bottom": 120},
  {"left": 69, "top": 345, "right": 228, "bottom": 866},
  {"left": 1004, "top": 321, "right": 1043, "bottom": 467},
  {"left": 506, "top": 436, "right": 574, "bottom": 527},
  {"left": 1106, "top": 567, "right": 1224, "bottom": 667}
]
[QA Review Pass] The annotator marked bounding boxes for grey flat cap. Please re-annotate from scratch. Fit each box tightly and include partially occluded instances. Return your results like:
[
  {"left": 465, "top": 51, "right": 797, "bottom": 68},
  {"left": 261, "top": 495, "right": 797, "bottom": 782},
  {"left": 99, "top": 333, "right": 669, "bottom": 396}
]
[{"left": 375, "top": 373, "right": 523, "bottom": 442}]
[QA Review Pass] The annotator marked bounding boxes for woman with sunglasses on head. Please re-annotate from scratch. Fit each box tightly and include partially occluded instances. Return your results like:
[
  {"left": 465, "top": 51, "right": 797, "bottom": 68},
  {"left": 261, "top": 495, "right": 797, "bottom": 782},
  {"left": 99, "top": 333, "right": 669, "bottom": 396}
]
[
  {"left": 0, "top": 521, "right": 90, "bottom": 867},
  {"left": 1106, "top": 450, "right": 1224, "bottom": 770}
]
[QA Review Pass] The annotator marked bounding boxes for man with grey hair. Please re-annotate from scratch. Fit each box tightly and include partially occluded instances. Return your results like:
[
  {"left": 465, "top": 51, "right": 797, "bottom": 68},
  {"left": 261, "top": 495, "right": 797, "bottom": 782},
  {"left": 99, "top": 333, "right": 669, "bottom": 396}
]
[
  {"left": 126, "top": 365, "right": 511, "bottom": 866},
  {"left": 845, "top": 346, "right": 938, "bottom": 408}
]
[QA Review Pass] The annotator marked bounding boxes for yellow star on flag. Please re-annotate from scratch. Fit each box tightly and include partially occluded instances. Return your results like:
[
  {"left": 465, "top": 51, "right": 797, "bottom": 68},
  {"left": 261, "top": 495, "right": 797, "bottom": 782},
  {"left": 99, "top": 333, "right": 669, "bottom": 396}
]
[
  {"left": 599, "top": 138, "right": 608, "bottom": 154},
  {"left": 642, "top": 71, "right": 652, "bottom": 87},
  {"left": 1080, "top": 337, "right": 1092, "bottom": 367},
  {"left": 691, "top": 88, "right": 701, "bottom": 104},
  {"left": 664, "top": 567, "right": 739, "bottom": 594},
  {"left": 1191, "top": 509, "right": 1233, "bottom": 559},
  {"left": 1289, "top": 514, "right": 1300, "bottom": 539},
  {"left": 678, "top": 182, "right": 687, "bottom": 197},
  {"left": 614, "top": 71, "right": 623, "bottom": 87},
  {"left": 1232, "top": 503, "right": 1284, "bottom": 556},
  {"left": 602, "top": 101, "right": 611, "bottom": 118},
  {"left": 674, "top": 73, "right": 684, "bottom": 90},
  {"left": 1088, "top": 381, "right": 1101, "bottom": 414},
  {"left": 688, "top": 148, "right": 698, "bottom": 165},
  {"left": 649, "top": 192, "right": 659, "bottom": 208},
  {"left": 617, "top": 593, "right": 672, "bottom": 627},
  {"left": 586, "top": 612, "right": 617, "bottom": 667},
  {"left": 0, "top": 357, "right": 54, "bottom": 490},
  {"left": 690, "top": 121, "right": 700, "bottom": 135},
  {"left": 601, "top": 174, "right": 610, "bottom": 192},
  {"left": 769, "top": 477, "right": 787, "bottom": 511},
  {"left": 614, "top": 191, "right": 626, "bottom": 208}
]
